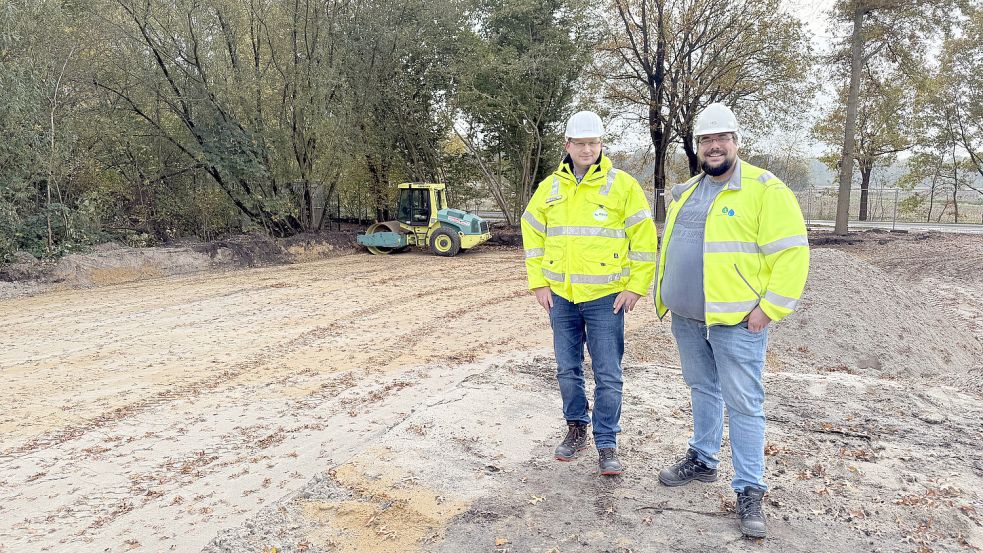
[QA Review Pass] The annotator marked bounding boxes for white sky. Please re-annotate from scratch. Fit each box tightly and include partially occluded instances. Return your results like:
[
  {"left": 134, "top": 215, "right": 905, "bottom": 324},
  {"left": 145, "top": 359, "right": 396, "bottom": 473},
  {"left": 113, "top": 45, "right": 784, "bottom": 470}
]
[{"left": 784, "top": 0, "right": 839, "bottom": 46}]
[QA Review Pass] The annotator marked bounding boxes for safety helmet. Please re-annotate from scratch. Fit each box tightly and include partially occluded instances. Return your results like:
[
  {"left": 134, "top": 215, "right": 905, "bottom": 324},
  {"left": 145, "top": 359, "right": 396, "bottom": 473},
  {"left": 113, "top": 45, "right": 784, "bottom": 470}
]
[
  {"left": 693, "top": 103, "right": 740, "bottom": 145},
  {"left": 565, "top": 111, "right": 605, "bottom": 139}
]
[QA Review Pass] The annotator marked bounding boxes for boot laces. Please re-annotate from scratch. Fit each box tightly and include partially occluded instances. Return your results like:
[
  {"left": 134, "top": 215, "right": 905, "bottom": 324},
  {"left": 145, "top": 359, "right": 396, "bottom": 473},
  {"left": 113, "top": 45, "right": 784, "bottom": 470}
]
[
  {"left": 673, "top": 451, "right": 703, "bottom": 477},
  {"left": 738, "top": 492, "right": 764, "bottom": 518},
  {"left": 561, "top": 424, "right": 585, "bottom": 447}
]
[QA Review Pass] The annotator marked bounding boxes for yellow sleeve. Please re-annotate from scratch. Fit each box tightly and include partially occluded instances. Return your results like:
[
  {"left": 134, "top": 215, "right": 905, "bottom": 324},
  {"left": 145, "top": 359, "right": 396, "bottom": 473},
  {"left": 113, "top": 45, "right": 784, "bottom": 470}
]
[
  {"left": 521, "top": 179, "right": 551, "bottom": 290},
  {"left": 622, "top": 177, "right": 658, "bottom": 297},
  {"left": 757, "top": 183, "right": 809, "bottom": 321}
]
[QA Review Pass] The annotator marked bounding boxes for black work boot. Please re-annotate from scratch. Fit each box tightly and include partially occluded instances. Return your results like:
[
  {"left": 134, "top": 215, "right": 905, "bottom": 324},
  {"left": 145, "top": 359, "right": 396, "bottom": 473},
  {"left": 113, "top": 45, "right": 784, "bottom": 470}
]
[
  {"left": 598, "top": 448, "right": 623, "bottom": 475},
  {"left": 658, "top": 448, "right": 718, "bottom": 486},
  {"left": 736, "top": 486, "right": 767, "bottom": 538},
  {"left": 554, "top": 422, "right": 589, "bottom": 461}
]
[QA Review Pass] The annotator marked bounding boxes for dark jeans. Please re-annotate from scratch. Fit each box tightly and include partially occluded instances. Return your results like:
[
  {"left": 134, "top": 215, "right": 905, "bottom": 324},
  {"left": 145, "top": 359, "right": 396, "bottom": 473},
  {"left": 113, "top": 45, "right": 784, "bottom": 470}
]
[{"left": 549, "top": 292, "right": 625, "bottom": 449}]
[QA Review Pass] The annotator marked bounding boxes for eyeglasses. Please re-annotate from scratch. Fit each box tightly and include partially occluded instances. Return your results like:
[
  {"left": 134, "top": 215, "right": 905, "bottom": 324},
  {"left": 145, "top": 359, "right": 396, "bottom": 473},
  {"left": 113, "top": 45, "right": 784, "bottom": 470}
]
[
  {"left": 698, "top": 135, "right": 735, "bottom": 147},
  {"left": 569, "top": 140, "right": 602, "bottom": 149}
]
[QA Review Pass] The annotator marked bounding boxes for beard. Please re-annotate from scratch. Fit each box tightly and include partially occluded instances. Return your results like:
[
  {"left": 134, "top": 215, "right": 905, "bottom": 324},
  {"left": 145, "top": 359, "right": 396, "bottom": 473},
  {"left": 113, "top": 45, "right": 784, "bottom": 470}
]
[{"left": 700, "top": 153, "right": 734, "bottom": 177}]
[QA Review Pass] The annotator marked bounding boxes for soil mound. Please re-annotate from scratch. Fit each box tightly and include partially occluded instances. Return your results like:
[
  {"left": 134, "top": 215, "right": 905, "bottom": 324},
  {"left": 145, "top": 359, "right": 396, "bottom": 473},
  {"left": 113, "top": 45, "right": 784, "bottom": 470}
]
[
  {"left": 1, "top": 229, "right": 360, "bottom": 291},
  {"left": 49, "top": 243, "right": 217, "bottom": 286},
  {"left": 770, "top": 247, "right": 983, "bottom": 393}
]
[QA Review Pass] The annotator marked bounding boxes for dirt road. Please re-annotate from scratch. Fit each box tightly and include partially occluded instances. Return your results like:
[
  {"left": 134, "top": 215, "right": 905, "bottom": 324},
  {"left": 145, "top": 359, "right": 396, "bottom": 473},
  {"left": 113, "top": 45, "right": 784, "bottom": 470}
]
[{"left": 1, "top": 235, "right": 981, "bottom": 552}]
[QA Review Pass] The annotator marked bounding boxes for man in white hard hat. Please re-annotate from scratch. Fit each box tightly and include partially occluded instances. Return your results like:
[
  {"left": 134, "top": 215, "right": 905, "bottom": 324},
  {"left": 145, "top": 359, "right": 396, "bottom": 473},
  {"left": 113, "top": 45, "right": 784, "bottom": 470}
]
[
  {"left": 653, "top": 103, "right": 810, "bottom": 538},
  {"left": 521, "top": 111, "right": 658, "bottom": 475}
]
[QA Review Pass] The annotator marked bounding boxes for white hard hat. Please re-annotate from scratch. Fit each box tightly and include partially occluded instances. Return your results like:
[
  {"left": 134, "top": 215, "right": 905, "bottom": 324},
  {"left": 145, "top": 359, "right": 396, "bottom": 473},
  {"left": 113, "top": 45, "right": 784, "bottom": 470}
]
[
  {"left": 565, "top": 111, "right": 604, "bottom": 139},
  {"left": 693, "top": 103, "right": 740, "bottom": 144}
]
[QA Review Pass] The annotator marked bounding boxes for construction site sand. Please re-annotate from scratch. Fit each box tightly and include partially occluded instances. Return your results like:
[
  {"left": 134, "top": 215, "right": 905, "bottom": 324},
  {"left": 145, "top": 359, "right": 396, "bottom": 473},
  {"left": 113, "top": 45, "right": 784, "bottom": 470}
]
[
  {"left": 1, "top": 233, "right": 981, "bottom": 553},
  {"left": 770, "top": 249, "right": 982, "bottom": 390}
]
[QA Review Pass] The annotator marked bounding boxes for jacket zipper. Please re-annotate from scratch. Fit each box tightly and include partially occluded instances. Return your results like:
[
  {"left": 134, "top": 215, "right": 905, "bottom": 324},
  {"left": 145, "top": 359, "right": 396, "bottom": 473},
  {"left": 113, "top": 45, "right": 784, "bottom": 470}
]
[
  {"left": 701, "top": 185, "right": 728, "bottom": 339},
  {"left": 734, "top": 264, "right": 761, "bottom": 300},
  {"left": 734, "top": 264, "right": 762, "bottom": 325},
  {"left": 701, "top": 195, "right": 714, "bottom": 339}
]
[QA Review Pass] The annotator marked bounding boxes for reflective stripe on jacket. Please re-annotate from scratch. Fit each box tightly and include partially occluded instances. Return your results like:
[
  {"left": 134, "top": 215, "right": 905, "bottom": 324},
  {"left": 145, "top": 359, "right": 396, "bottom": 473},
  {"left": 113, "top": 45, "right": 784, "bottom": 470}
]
[
  {"left": 655, "top": 159, "right": 809, "bottom": 325},
  {"left": 521, "top": 154, "right": 658, "bottom": 304}
]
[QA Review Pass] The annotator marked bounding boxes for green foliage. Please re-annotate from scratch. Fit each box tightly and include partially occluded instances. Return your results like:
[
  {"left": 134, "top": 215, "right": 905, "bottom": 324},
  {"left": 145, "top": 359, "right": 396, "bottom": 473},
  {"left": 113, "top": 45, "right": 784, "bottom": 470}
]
[
  {"left": 825, "top": 0, "right": 964, "bottom": 230},
  {"left": 0, "top": 3, "right": 53, "bottom": 260},
  {"left": 452, "top": 0, "right": 591, "bottom": 222},
  {"left": 897, "top": 193, "right": 926, "bottom": 216},
  {"left": 3, "top": 0, "right": 976, "bottom": 262},
  {"left": 813, "top": 67, "right": 914, "bottom": 195}
]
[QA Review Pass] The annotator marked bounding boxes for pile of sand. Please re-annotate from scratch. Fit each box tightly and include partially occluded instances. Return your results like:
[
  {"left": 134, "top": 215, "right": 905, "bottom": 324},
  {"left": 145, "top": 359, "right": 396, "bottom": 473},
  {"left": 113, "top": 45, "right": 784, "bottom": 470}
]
[
  {"left": 49, "top": 243, "right": 220, "bottom": 286},
  {"left": 769, "top": 248, "right": 983, "bottom": 393},
  {"left": 1, "top": 231, "right": 357, "bottom": 291}
]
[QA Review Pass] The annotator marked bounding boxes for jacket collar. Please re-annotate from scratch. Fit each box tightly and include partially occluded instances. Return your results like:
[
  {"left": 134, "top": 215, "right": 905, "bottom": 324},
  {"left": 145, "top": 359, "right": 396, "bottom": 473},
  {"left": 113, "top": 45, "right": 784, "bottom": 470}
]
[
  {"left": 556, "top": 152, "right": 613, "bottom": 185},
  {"left": 670, "top": 158, "right": 744, "bottom": 201}
]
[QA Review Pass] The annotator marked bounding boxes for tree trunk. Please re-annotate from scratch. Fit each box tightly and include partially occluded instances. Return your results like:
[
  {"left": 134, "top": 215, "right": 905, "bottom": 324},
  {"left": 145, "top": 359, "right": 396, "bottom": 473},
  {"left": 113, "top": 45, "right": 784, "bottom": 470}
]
[
  {"left": 858, "top": 161, "right": 872, "bottom": 221},
  {"left": 650, "top": 105, "right": 669, "bottom": 223},
  {"left": 951, "top": 142, "right": 960, "bottom": 224},
  {"left": 682, "top": 130, "right": 698, "bottom": 176},
  {"left": 835, "top": 6, "right": 866, "bottom": 235},
  {"left": 926, "top": 155, "right": 941, "bottom": 223},
  {"left": 952, "top": 171, "right": 959, "bottom": 224},
  {"left": 449, "top": 124, "right": 514, "bottom": 226},
  {"left": 650, "top": 2, "right": 668, "bottom": 223}
]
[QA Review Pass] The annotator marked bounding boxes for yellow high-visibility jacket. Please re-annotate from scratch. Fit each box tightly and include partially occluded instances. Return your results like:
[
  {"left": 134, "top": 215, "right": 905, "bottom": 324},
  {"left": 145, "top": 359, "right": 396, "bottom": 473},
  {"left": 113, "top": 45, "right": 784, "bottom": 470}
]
[
  {"left": 655, "top": 159, "right": 810, "bottom": 325},
  {"left": 522, "top": 154, "right": 658, "bottom": 303}
]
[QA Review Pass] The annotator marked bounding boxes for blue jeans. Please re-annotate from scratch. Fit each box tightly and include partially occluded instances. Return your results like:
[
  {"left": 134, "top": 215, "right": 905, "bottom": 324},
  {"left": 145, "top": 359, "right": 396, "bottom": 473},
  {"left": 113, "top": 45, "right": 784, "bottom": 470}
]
[
  {"left": 670, "top": 314, "right": 768, "bottom": 492},
  {"left": 549, "top": 292, "right": 624, "bottom": 450}
]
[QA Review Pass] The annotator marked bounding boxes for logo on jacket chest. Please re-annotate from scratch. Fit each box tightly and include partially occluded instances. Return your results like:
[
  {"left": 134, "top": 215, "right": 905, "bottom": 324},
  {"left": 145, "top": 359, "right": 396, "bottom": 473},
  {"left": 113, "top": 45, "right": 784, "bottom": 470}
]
[{"left": 593, "top": 206, "right": 609, "bottom": 222}]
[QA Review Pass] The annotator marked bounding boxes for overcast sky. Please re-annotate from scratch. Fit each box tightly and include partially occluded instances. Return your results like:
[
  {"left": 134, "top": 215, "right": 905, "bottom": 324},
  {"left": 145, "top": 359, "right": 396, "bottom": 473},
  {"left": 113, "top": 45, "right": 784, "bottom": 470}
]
[{"left": 785, "top": 0, "right": 839, "bottom": 46}]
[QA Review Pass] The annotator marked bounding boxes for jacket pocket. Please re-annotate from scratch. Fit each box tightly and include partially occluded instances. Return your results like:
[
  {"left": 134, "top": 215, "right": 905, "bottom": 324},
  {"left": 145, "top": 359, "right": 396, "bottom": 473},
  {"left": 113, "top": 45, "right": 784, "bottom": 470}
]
[
  {"left": 734, "top": 264, "right": 761, "bottom": 300},
  {"left": 542, "top": 256, "right": 565, "bottom": 282},
  {"left": 585, "top": 191, "right": 624, "bottom": 224},
  {"left": 579, "top": 251, "right": 628, "bottom": 283},
  {"left": 585, "top": 250, "right": 623, "bottom": 268}
]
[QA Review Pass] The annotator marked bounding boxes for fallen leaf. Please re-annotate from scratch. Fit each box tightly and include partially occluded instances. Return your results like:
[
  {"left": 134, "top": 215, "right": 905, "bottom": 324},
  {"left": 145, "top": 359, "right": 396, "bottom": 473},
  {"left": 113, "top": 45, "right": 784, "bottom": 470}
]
[
  {"left": 528, "top": 495, "right": 545, "bottom": 505},
  {"left": 495, "top": 538, "right": 510, "bottom": 546}
]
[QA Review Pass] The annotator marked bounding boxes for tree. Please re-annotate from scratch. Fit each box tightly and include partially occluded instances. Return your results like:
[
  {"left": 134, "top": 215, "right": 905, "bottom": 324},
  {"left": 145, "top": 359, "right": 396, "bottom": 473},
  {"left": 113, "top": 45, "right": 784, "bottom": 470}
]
[
  {"left": 828, "top": 0, "right": 958, "bottom": 234},
  {"left": 896, "top": 3, "right": 983, "bottom": 226},
  {"left": 814, "top": 68, "right": 912, "bottom": 221},
  {"left": 95, "top": 0, "right": 307, "bottom": 236},
  {"left": 0, "top": 0, "right": 102, "bottom": 258},
  {"left": 342, "top": 0, "right": 470, "bottom": 222},
  {"left": 941, "top": 3, "right": 983, "bottom": 183},
  {"left": 596, "top": 0, "right": 812, "bottom": 222},
  {"left": 453, "top": 0, "right": 589, "bottom": 225}
]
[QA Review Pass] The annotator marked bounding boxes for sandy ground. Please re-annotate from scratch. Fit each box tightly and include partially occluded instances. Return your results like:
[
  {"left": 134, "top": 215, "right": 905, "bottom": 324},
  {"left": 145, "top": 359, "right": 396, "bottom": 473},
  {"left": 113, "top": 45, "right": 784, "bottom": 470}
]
[{"left": 1, "top": 233, "right": 982, "bottom": 552}]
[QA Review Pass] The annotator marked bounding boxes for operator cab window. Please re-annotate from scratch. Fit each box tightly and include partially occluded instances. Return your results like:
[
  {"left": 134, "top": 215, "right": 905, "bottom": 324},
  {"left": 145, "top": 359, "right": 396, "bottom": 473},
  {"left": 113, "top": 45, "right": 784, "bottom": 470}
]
[{"left": 398, "top": 188, "right": 431, "bottom": 226}]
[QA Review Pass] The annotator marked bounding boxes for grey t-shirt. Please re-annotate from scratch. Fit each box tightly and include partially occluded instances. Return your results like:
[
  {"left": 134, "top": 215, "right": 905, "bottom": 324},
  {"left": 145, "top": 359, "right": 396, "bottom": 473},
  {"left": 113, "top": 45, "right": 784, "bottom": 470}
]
[{"left": 661, "top": 174, "right": 730, "bottom": 321}]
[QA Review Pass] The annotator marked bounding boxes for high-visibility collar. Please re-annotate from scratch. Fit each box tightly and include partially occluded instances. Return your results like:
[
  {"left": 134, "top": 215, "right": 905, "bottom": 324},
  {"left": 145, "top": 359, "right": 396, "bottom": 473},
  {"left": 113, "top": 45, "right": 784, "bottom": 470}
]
[
  {"left": 556, "top": 153, "right": 613, "bottom": 186},
  {"left": 671, "top": 158, "right": 744, "bottom": 201}
]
